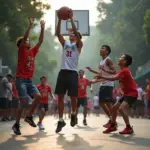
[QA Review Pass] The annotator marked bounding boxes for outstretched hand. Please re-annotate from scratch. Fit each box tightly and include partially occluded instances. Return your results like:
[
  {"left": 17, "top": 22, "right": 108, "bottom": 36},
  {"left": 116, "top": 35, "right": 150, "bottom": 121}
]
[
  {"left": 40, "top": 20, "right": 45, "bottom": 28},
  {"left": 86, "top": 66, "right": 92, "bottom": 72},
  {"left": 29, "top": 17, "right": 34, "bottom": 25}
]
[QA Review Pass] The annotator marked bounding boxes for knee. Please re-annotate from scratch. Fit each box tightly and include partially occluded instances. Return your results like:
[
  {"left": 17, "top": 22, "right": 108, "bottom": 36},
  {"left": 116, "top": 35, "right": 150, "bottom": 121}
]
[{"left": 34, "top": 93, "right": 42, "bottom": 102}]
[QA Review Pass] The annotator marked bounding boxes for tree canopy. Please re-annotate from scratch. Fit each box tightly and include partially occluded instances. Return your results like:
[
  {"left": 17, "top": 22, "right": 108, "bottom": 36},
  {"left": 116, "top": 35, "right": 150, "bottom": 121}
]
[{"left": 0, "top": 0, "right": 59, "bottom": 89}]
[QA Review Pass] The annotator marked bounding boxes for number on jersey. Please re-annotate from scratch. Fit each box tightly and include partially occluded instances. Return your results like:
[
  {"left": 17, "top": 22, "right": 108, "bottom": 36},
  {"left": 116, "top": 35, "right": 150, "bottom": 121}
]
[
  {"left": 27, "top": 61, "right": 31, "bottom": 68},
  {"left": 66, "top": 51, "right": 72, "bottom": 57}
]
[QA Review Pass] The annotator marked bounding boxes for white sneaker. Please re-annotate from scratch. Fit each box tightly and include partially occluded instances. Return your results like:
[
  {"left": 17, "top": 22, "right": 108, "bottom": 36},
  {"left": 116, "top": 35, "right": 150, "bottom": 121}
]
[{"left": 38, "top": 123, "right": 45, "bottom": 130}]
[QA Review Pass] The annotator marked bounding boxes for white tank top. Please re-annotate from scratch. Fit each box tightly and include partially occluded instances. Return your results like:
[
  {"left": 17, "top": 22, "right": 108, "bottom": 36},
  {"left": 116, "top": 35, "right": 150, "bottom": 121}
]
[
  {"left": 60, "top": 41, "right": 79, "bottom": 71},
  {"left": 99, "top": 56, "right": 114, "bottom": 87}
]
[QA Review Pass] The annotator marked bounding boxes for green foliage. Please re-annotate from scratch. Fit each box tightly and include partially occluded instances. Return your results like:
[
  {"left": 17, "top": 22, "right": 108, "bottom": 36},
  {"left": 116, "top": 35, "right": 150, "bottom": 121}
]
[
  {"left": 0, "top": 0, "right": 58, "bottom": 89},
  {"left": 95, "top": 0, "right": 150, "bottom": 75},
  {"left": 143, "top": 9, "right": 150, "bottom": 45}
]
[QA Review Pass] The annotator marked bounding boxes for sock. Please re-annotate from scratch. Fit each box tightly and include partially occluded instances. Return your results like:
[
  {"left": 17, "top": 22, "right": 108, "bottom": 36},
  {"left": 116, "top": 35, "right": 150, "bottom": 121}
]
[{"left": 59, "top": 118, "right": 64, "bottom": 122}]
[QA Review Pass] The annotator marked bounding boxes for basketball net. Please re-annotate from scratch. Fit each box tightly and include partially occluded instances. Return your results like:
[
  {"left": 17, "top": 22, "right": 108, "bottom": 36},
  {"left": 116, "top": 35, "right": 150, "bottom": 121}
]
[{"left": 67, "top": 28, "right": 73, "bottom": 34}]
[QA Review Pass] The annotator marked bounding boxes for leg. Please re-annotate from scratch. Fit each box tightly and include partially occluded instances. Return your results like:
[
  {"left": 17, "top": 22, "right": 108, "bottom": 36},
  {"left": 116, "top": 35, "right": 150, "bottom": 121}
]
[
  {"left": 100, "top": 103, "right": 111, "bottom": 117},
  {"left": 70, "top": 96, "right": 77, "bottom": 114},
  {"left": 58, "top": 94, "right": 65, "bottom": 119},
  {"left": 37, "top": 104, "right": 47, "bottom": 130},
  {"left": 119, "top": 101, "right": 130, "bottom": 126}
]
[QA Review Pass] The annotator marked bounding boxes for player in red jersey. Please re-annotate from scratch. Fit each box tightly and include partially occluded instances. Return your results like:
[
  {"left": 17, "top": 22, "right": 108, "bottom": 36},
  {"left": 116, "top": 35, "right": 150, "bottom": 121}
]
[
  {"left": 76, "top": 70, "right": 93, "bottom": 126},
  {"left": 12, "top": 17, "right": 45, "bottom": 135},
  {"left": 93, "top": 54, "right": 138, "bottom": 134},
  {"left": 37, "top": 76, "right": 55, "bottom": 130},
  {"left": 146, "top": 79, "right": 150, "bottom": 119}
]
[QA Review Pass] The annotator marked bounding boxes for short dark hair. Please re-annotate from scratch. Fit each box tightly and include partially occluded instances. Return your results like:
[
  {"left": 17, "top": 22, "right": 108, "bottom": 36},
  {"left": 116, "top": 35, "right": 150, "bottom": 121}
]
[
  {"left": 102, "top": 45, "right": 111, "bottom": 55},
  {"left": 16, "top": 37, "right": 24, "bottom": 47},
  {"left": 6, "top": 74, "right": 13, "bottom": 78},
  {"left": 123, "top": 54, "right": 133, "bottom": 66},
  {"left": 40, "top": 76, "right": 47, "bottom": 80},
  {"left": 79, "top": 69, "right": 84, "bottom": 73}
]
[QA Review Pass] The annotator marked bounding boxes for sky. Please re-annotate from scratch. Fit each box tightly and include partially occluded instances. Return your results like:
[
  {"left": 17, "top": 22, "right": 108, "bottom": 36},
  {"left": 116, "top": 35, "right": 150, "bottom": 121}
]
[{"left": 43, "top": 0, "right": 111, "bottom": 33}]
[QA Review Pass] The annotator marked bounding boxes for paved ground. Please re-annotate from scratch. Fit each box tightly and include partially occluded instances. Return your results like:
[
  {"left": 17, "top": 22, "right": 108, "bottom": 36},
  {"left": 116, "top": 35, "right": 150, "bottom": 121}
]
[{"left": 0, "top": 115, "right": 150, "bottom": 150}]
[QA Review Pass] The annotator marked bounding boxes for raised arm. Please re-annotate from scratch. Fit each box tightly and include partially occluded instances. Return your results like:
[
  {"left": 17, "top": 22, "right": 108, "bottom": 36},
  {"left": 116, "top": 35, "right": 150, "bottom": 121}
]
[
  {"left": 35, "top": 20, "right": 45, "bottom": 49},
  {"left": 23, "top": 17, "right": 34, "bottom": 42},
  {"left": 56, "top": 18, "right": 65, "bottom": 47},
  {"left": 69, "top": 11, "right": 83, "bottom": 52}
]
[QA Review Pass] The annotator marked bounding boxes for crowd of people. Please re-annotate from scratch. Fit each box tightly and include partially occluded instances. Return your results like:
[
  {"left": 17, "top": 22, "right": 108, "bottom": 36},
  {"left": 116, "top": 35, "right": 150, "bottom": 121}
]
[{"left": 0, "top": 13, "right": 150, "bottom": 137}]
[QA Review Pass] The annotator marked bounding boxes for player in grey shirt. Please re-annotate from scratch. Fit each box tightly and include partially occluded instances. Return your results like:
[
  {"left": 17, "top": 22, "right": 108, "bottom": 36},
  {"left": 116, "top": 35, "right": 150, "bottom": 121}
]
[{"left": 0, "top": 74, "right": 13, "bottom": 121}]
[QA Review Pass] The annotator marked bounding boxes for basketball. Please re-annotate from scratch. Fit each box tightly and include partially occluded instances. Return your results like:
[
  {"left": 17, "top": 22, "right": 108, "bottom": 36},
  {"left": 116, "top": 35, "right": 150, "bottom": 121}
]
[{"left": 57, "top": 7, "right": 72, "bottom": 20}]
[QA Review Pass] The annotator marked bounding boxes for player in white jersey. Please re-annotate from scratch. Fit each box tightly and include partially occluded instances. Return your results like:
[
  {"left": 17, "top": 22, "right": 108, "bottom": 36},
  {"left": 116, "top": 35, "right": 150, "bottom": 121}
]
[
  {"left": 86, "top": 45, "right": 116, "bottom": 131},
  {"left": 55, "top": 11, "right": 83, "bottom": 133}
]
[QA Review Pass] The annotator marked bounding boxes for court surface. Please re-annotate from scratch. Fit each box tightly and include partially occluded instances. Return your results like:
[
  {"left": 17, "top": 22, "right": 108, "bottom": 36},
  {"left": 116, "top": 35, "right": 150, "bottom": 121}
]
[{"left": 0, "top": 115, "right": 150, "bottom": 150}]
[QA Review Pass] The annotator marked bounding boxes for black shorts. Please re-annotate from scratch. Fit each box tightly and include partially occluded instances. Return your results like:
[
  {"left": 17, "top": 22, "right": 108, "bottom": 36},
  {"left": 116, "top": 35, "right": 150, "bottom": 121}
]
[
  {"left": 8, "top": 100, "right": 12, "bottom": 108},
  {"left": 147, "top": 100, "right": 150, "bottom": 108},
  {"left": 0, "top": 98, "right": 8, "bottom": 109},
  {"left": 119, "top": 96, "right": 137, "bottom": 107},
  {"left": 38, "top": 103, "right": 48, "bottom": 111},
  {"left": 94, "top": 106, "right": 100, "bottom": 110},
  {"left": 55, "top": 70, "right": 78, "bottom": 97},
  {"left": 77, "top": 97, "right": 87, "bottom": 108},
  {"left": 12, "top": 98, "right": 19, "bottom": 108},
  {"left": 99, "top": 86, "right": 113, "bottom": 103}
]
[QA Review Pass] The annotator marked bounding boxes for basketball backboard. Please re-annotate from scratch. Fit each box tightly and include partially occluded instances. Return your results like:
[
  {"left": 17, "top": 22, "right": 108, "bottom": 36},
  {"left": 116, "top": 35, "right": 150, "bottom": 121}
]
[{"left": 55, "top": 10, "right": 90, "bottom": 36}]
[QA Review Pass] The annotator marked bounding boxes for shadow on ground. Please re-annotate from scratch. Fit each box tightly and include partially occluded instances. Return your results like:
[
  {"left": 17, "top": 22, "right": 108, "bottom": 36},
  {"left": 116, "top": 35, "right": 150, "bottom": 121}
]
[
  {"left": 0, "top": 131, "right": 51, "bottom": 150},
  {"left": 57, "top": 134, "right": 103, "bottom": 150},
  {"left": 110, "top": 134, "right": 150, "bottom": 147}
]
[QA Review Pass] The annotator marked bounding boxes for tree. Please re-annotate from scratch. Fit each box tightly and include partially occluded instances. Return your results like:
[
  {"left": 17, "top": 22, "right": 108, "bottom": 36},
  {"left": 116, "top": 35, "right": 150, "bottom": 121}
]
[
  {"left": 96, "top": 0, "right": 150, "bottom": 75},
  {"left": 143, "top": 9, "right": 150, "bottom": 45},
  {"left": 0, "top": 0, "right": 50, "bottom": 72}
]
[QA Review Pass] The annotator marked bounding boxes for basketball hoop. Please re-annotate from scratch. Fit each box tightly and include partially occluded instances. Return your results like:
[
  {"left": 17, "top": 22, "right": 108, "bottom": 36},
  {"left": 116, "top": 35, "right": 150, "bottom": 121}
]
[{"left": 67, "top": 28, "right": 73, "bottom": 34}]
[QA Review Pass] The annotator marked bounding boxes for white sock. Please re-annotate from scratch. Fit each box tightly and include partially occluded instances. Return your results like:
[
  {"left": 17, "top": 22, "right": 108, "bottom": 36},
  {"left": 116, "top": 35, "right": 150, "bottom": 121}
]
[{"left": 59, "top": 118, "right": 64, "bottom": 122}]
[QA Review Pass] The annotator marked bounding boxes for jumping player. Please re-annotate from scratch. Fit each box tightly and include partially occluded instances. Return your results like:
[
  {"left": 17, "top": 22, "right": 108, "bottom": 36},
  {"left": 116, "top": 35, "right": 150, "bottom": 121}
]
[
  {"left": 55, "top": 11, "right": 83, "bottom": 133},
  {"left": 12, "top": 17, "right": 45, "bottom": 135},
  {"left": 86, "top": 45, "right": 116, "bottom": 129},
  {"left": 76, "top": 69, "right": 93, "bottom": 126},
  {"left": 95, "top": 54, "right": 137, "bottom": 134},
  {"left": 37, "top": 76, "right": 54, "bottom": 130}
]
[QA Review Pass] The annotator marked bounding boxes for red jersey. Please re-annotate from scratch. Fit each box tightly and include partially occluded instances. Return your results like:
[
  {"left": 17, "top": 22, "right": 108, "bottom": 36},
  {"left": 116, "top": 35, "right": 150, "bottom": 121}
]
[
  {"left": 16, "top": 44, "right": 39, "bottom": 79},
  {"left": 117, "top": 68, "right": 138, "bottom": 98},
  {"left": 146, "top": 85, "right": 150, "bottom": 100},
  {"left": 37, "top": 84, "right": 52, "bottom": 104},
  {"left": 12, "top": 82, "right": 18, "bottom": 98},
  {"left": 78, "top": 78, "right": 90, "bottom": 98}
]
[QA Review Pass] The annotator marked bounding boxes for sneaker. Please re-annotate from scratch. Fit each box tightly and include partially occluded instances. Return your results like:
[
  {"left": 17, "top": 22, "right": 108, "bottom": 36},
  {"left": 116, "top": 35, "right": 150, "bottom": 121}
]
[
  {"left": 12, "top": 123, "right": 21, "bottom": 135},
  {"left": 83, "top": 119, "right": 87, "bottom": 126},
  {"left": 55, "top": 121, "right": 66, "bottom": 133},
  {"left": 70, "top": 114, "right": 77, "bottom": 127},
  {"left": 103, "top": 120, "right": 111, "bottom": 128},
  {"left": 24, "top": 116, "right": 37, "bottom": 127},
  {"left": 103, "top": 125, "right": 117, "bottom": 134},
  {"left": 119, "top": 127, "right": 134, "bottom": 134},
  {"left": 38, "top": 123, "right": 45, "bottom": 130}
]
